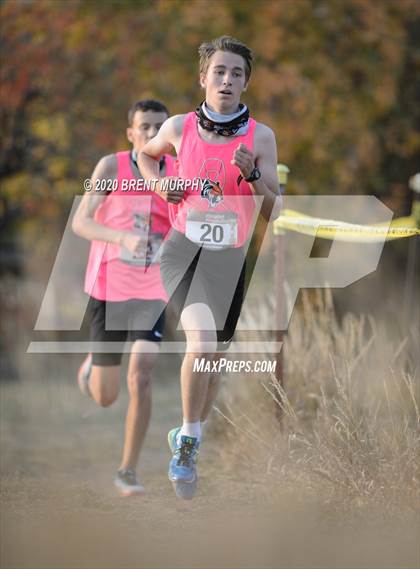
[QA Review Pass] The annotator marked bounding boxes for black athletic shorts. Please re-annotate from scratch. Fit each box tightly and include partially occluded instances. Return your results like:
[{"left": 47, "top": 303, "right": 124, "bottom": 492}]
[
  {"left": 160, "top": 230, "right": 246, "bottom": 351},
  {"left": 87, "top": 297, "right": 165, "bottom": 366}
]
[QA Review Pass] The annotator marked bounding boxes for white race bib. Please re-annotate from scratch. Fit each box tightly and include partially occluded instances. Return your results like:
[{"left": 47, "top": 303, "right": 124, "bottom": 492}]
[
  {"left": 185, "top": 211, "right": 238, "bottom": 249},
  {"left": 120, "top": 211, "right": 163, "bottom": 266},
  {"left": 120, "top": 233, "right": 163, "bottom": 267}
]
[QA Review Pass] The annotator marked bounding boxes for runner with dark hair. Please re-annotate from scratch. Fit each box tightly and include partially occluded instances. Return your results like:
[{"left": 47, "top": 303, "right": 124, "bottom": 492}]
[{"left": 73, "top": 99, "right": 174, "bottom": 496}]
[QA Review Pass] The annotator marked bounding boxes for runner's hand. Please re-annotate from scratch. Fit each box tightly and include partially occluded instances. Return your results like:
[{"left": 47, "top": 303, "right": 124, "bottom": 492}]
[
  {"left": 119, "top": 233, "right": 147, "bottom": 256},
  {"left": 231, "top": 143, "right": 255, "bottom": 180},
  {"left": 158, "top": 177, "right": 186, "bottom": 204}
]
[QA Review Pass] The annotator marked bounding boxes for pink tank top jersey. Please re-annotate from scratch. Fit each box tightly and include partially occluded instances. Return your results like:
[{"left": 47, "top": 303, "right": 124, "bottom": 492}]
[
  {"left": 85, "top": 152, "right": 175, "bottom": 301},
  {"left": 171, "top": 112, "right": 257, "bottom": 249}
]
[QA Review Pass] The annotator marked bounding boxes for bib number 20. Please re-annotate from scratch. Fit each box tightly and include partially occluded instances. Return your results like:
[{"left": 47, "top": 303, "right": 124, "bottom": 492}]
[{"left": 200, "top": 223, "right": 224, "bottom": 244}]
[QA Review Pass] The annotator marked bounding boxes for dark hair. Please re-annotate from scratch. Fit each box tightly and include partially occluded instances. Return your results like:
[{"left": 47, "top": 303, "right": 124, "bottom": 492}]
[
  {"left": 198, "top": 36, "right": 253, "bottom": 82},
  {"left": 128, "top": 99, "right": 169, "bottom": 126}
]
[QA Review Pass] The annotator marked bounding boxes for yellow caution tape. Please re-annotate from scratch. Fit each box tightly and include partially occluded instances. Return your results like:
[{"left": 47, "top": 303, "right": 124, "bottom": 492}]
[
  {"left": 273, "top": 209, "right": 420, "bottom": 241},
  {"left": 277, "top": 164, "right": 290, "bottom": 185},
  {"left": 274, "top": 165, "right": 419, "bottom": 241}
]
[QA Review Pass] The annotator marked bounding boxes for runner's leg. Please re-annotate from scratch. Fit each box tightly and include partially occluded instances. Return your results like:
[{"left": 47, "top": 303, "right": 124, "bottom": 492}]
[
  {"left": 179, "top": 302, "right": 217, "bottom": 427},
  {"left": 89, "top": 365, "right": 120, "bottom": 407},
  {"left": 80, "top": 298, "right": 124, "bottom": 406},
  {"left": 119, "top": 340, "right": 158, "bottom": 470},
  {"left": 200, "top": 356, "right": 222, "bottom": 422}
]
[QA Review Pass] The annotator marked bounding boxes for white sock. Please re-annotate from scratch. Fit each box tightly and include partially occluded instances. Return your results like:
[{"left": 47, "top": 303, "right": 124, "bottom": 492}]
[{"left": 178, "top": 421, "right": 201, "bottom": 443}]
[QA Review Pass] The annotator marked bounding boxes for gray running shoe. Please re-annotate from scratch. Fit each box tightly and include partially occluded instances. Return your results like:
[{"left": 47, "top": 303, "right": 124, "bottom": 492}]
[{"left": 114, "top": 468, "right": 145, "bottom": 496}]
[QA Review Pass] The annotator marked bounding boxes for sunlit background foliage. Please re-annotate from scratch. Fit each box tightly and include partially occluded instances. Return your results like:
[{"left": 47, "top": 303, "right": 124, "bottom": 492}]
[
  {"left": 1, "top": 0, "right": 419, "bottom": 374},
  {"left": 2, "top": 0, "right": 419, "bottom": 219}
]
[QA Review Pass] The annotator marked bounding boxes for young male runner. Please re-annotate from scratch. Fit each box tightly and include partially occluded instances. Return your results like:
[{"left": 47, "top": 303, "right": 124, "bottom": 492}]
[
  {"left": 72, "top": 99, "right": 175, "bottom": 496},
  {"left": 138, "top": 37, "right": 281, "bottom": 498}
]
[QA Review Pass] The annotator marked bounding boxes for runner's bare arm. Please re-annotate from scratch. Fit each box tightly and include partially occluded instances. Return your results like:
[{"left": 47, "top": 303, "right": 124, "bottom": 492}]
[
  {"left": 138, "top": 114, "right": 184, "bottom": 175},
  {"left": 137, "top": 115, "right": 185, "bottom": 203},
  {"left": 232, "top": 124, "right": 282, "bottom": 221},
  {"left": 72, "top": 155, "right": 144, "bottom": 253}
]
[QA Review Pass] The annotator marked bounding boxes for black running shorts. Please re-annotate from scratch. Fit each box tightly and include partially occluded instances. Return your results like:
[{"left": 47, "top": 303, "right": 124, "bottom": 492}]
[
  {"left": 87, "top": 297, "right": 165, "bottom": 366},
  {"left": 160, "top": 230, "right": 246, "bottom": 351}
]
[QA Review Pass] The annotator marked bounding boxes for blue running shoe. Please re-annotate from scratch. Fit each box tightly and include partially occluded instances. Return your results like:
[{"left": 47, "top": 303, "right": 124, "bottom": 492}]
[
  {"left": 168, "top": 427, "right": 198, "bottom": 499},
  {"left": 173, "top": 479, "right": 197, "bottom": 500},
  {"left": 168, "top": 431, "right": 200, "bottom": 492},
  {"left": 168, "top": 427, "right": 181, "bottom": 454}
]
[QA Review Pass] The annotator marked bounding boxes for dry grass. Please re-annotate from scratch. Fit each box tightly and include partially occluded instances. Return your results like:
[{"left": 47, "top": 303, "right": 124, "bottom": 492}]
[
  {"left": 1, "top": 293, "right": 419, "bottom": 568},
  {"left": 214, "top": 290, "right": 420, "bottom": 519}
]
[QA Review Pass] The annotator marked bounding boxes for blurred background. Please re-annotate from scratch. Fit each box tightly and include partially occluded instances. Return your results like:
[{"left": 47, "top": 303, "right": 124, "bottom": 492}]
[
  {"left": 1, "top": 2, "right": 419, "bottom": 568},
  {"left": 1, "top": 0, "right": 419, "bottom": 377}
]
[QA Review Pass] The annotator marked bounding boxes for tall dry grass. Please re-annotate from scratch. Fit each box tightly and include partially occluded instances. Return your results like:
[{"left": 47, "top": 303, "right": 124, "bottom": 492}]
[
  {"left": 214, "top": 290, "right": 420, "bottom": 519},
  {"left": 1, "top": 291, "right": 419, "bottom": 568}
]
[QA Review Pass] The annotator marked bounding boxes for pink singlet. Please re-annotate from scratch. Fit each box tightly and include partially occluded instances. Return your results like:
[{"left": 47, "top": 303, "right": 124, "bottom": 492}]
[
  {"left": 85, "top": 152, "right": 175, "bottom": 301},
  {"left": 170, "top": 112, "right": 257, "bottom": 249}
]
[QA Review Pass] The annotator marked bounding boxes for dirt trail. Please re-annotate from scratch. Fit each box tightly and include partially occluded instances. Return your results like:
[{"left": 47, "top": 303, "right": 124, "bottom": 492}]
[
  {"left": 0, "top": 355, "right": 257, "bottom": 567},
  {"left": 1, "top": 354, "right": 418, "bottom": 568}
]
